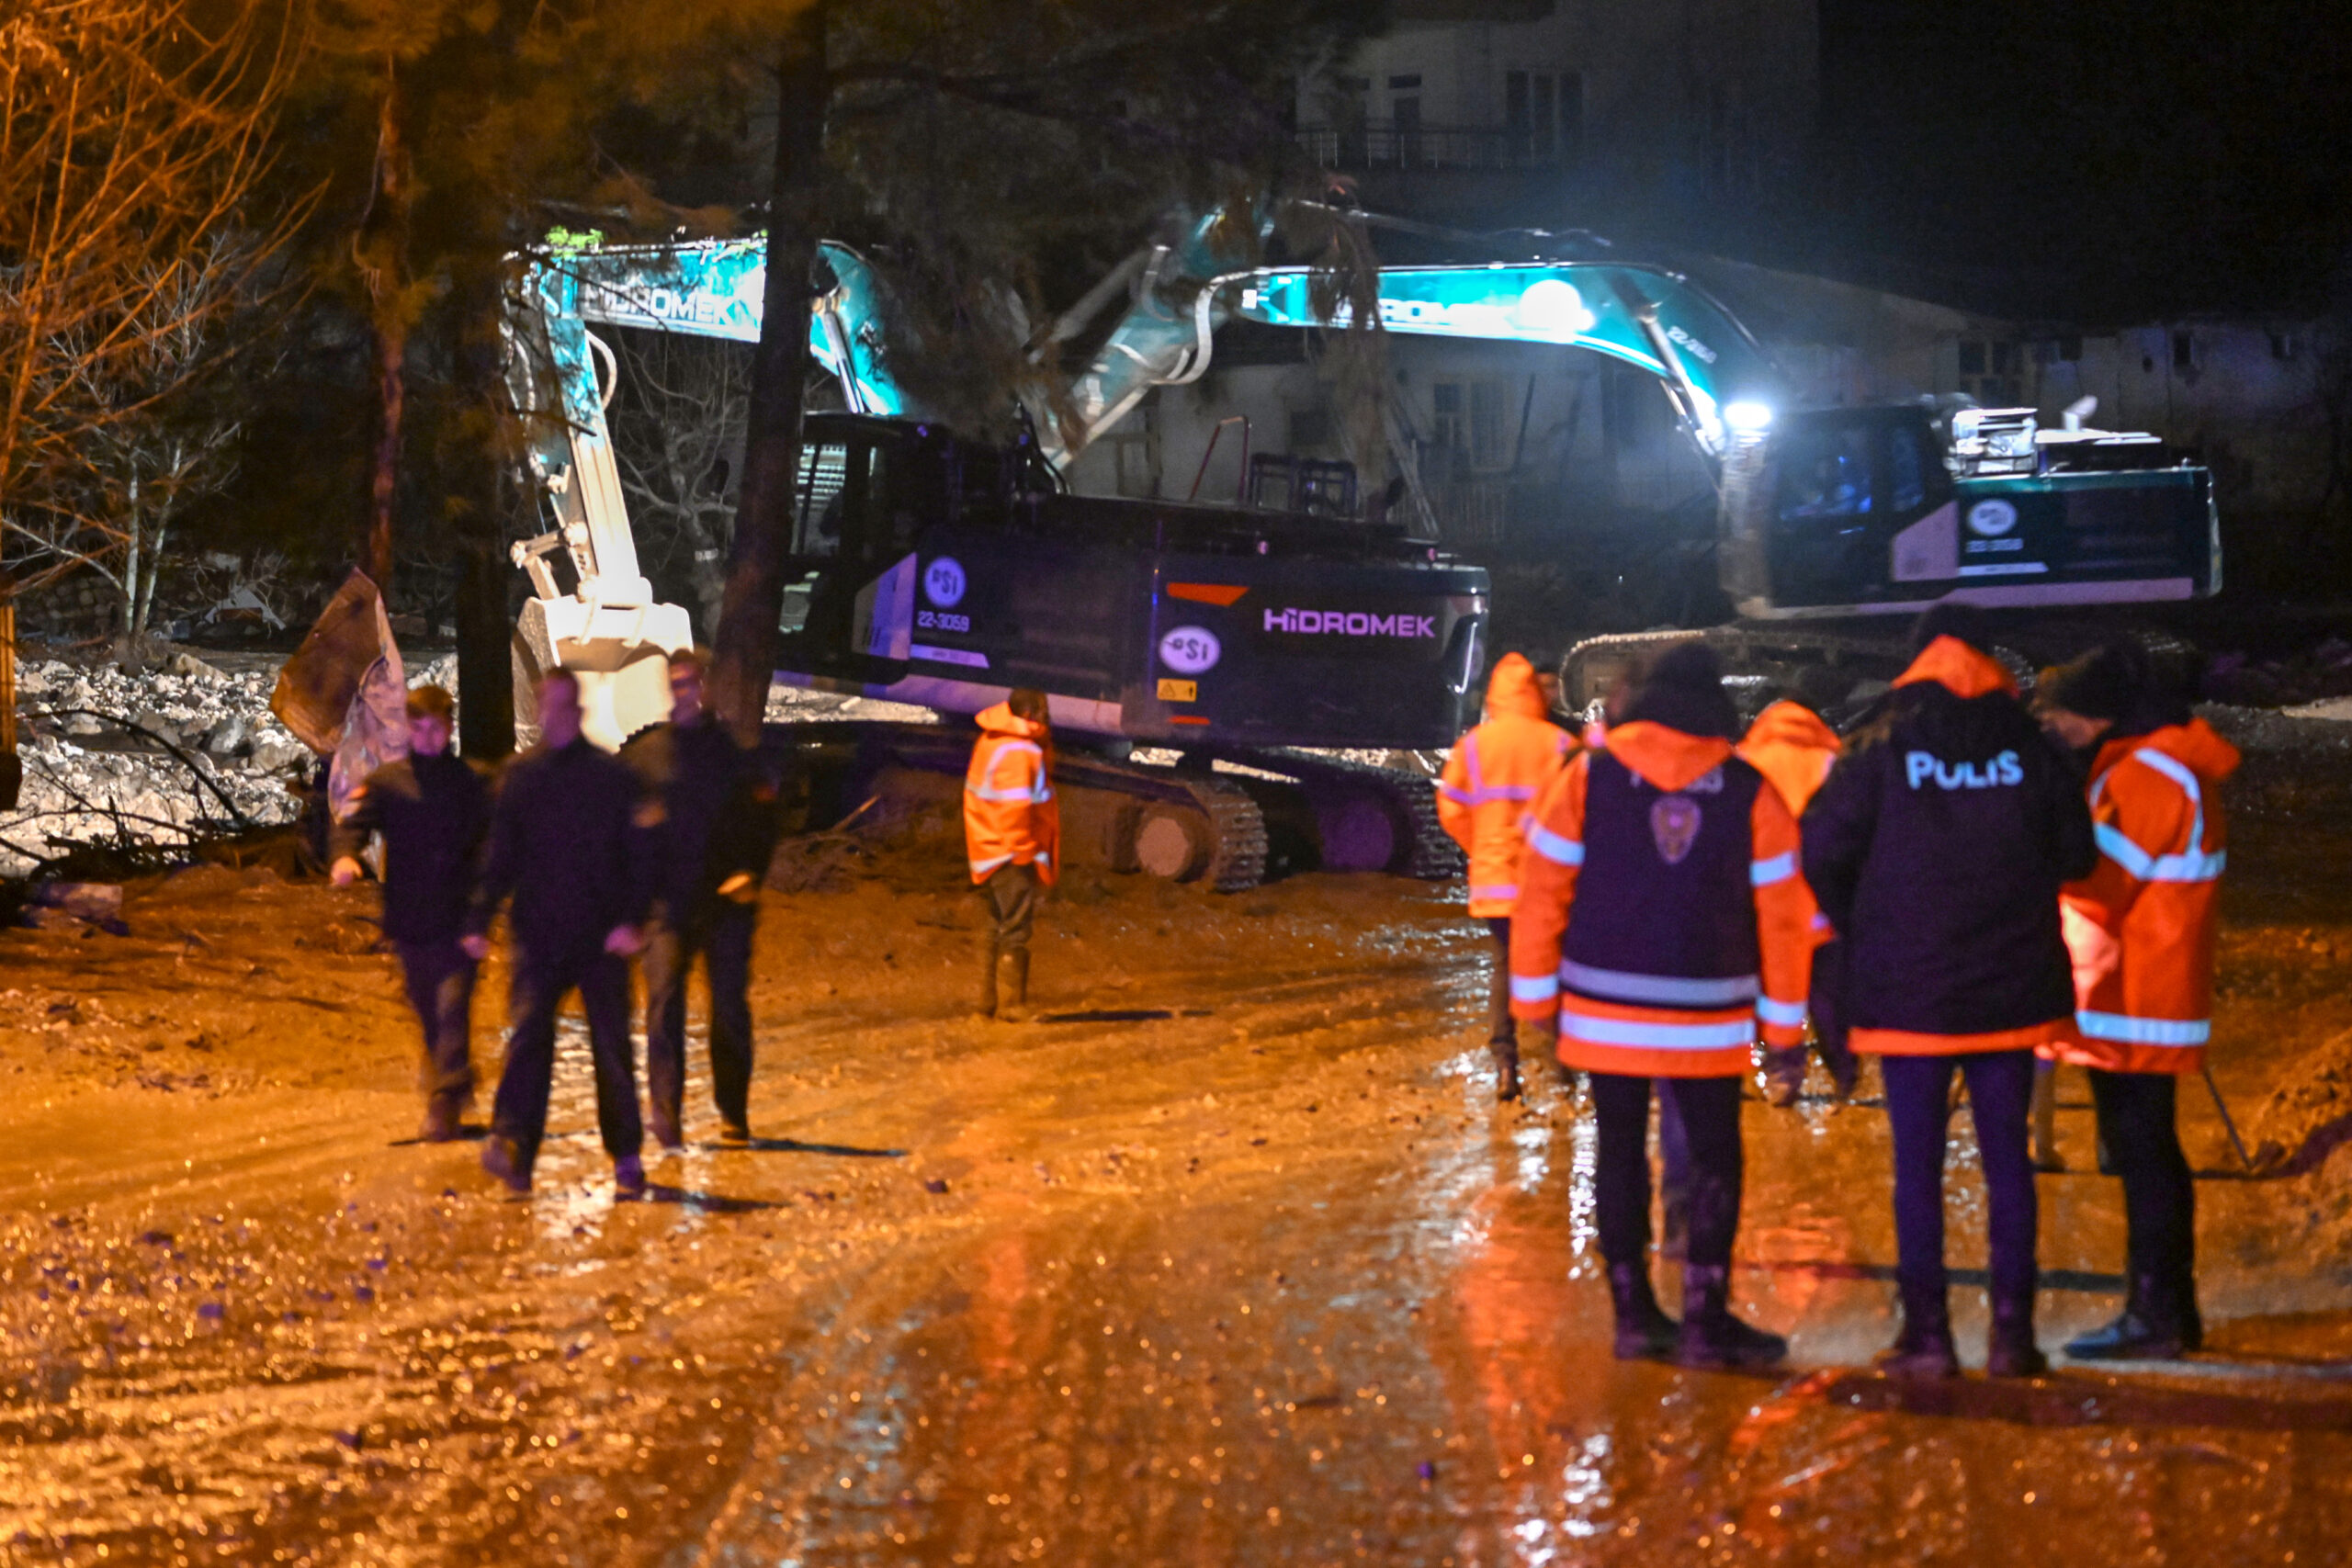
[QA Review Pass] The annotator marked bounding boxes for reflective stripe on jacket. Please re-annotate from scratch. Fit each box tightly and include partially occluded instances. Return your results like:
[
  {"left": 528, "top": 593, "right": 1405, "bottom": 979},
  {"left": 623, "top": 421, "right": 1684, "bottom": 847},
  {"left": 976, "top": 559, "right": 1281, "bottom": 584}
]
[
  {"left": 1436, "top": 653, "right": 1573, "bottom": 916},
  {"left": 964, "top": 704, "right": 1060, "bottom": 886},
  {"left": 1737, "top": 698, "right": 1842, "bottom": 952},
  {"left": 1508, "top": 720, "right": 1815, "bottom": 1077},
  {"left": 2043, "top": 717, "right": 2238, "bottom": 1075}
]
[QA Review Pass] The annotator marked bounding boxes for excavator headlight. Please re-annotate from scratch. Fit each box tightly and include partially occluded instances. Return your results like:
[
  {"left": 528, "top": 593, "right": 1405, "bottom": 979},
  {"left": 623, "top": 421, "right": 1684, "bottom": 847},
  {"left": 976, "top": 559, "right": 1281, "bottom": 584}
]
[{"left": 1724, "top": 401, "right": 1774, "bottom": 433}]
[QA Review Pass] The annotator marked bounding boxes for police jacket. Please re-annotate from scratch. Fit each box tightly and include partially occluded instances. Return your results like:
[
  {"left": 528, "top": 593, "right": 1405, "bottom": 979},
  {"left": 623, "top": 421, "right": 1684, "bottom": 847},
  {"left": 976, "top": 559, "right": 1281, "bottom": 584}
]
[
  {"left": 1438, "top": 653, "right": 1575, "bottom": 917},
  {"left": 467, "top": 737, "right": 658, "bottom": 956},
  {"left": 2046, "top": 716, "right": 2237, "bottom": 1075},
  {"left": 621, "top": 716, "right": 779, "bottom": 922},
  {"left": 1508, "top": 721, "right": 1815, "bottom": 1078},
  {"left": 1800, "top": 637, "right": 2096, "bottom": 1054},
  {"left": 1737, "top": 700, "right": 1841, "bottom": 818},
  {"left": 329, "top": 751, "right": 491, "bottom": 944},
  {"left": 964, "top": 703, "right": 1059, "bottom": 886}
]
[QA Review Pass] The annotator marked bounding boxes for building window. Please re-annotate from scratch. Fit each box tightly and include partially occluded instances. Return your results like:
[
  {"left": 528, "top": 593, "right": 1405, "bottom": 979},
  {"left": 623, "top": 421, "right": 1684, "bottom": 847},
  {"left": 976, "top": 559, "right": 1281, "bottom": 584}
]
[
  {"left": 1505, "top": 70, "right": 1580, "bottom": 164},
  {"left": 2173, "top": 331, "right": 2195, "bottom": 371},
  {"left": 1433, "top": 378, "right": 1510, "bottom": 471}
]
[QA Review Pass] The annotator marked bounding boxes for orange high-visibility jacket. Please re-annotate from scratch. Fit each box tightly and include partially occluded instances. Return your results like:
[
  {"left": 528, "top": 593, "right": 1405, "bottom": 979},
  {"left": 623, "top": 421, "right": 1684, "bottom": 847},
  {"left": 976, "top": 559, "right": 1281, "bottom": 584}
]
[
  {"left": 1737, "top": 699, "right": 1841, "bottom": 818},
  {"left": 964, "top": 703, "right": 1060, "bottom": 886},
  {"left": 2044, "top": 717, "right": 2238, "bottom": 1075},
  {"left": 1509, "top": 721, "right": 1815, "bottom": 1077},
  {"left": 1737, "top": 698, "right": 1842, "bottom": 948},
  {"left": 1437, "top": 653, "right": 1575, "bottom": 917}
]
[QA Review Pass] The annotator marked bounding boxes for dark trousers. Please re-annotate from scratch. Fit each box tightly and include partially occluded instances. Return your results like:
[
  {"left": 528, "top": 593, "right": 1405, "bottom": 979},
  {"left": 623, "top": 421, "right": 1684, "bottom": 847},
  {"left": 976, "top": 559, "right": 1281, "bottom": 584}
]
[
  {"left": 1809, "top": 938, "right": 1856, "bottom": 1084},
  {"left": 394, "top": 938, "right": 478, "bottom": 1110},
  {"left": 642, "top": 902, "right": 757, "bottom": 1141},
  {"left": 1883, "top": 1050, "right": 2039, "bottom": 1308},
  {"left": 2087, "top": 1070, "right": 2196, "bottom": 1292},
  {"left": 985, "top": 863, "right": 1039, "bottom": 952},
  {"left": 1483, "top": 918, "right": 1514, "bottom": 1045},
  {"left": 491, "top": 943, "right": 643, "bottom": 1172},
  {"left": 1591, "top": 1073, "right": 1746, "bottom": 1269}
]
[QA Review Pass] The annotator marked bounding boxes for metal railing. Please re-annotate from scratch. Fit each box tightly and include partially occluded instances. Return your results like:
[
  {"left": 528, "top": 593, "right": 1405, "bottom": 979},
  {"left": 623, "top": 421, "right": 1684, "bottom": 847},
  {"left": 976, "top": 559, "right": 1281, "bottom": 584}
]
[{"left": 1294, "top": 122, "right": 1569, "bottom": 173}]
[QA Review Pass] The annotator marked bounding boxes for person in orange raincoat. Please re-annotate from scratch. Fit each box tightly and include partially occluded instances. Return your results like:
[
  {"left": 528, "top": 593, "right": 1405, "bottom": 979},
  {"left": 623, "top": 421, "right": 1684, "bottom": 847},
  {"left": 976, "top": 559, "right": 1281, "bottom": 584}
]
[
  {"left": 2035, "top": 642, "right": 2237, "bottom": 1360},
  {"left": 1510, "top": 642, "right": 1813, "bottom": 1368},
  {"left": 1736, "top": 686, "right": 1852, "bottom": 1104},
  {"left": 965, "top": 688, "right": 1060, "bottom": 1021},
  {"left": 1437, "top": 652, "right": 1575, "bottom": 1101}
]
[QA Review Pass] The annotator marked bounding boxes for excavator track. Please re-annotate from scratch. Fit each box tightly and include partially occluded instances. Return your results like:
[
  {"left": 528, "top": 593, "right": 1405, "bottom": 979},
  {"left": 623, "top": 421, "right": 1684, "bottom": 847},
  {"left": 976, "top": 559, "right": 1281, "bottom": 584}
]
[
  {"left": 1238, "top": 748, "right": 1463, "bottom": 881},
  {"left": 770, "top": 720, "right": 1269, "bottom": 891}
]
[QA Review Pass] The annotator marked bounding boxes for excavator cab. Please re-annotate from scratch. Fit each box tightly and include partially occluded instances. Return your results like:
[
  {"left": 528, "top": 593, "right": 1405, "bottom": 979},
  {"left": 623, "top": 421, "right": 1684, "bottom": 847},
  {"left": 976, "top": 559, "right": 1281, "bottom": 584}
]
[
  {"left": 1721, "top": 405, "right": 2219, "bottom": 618},
  {"left": 775, "top": 416, "right": 960, "bottom": 686}
]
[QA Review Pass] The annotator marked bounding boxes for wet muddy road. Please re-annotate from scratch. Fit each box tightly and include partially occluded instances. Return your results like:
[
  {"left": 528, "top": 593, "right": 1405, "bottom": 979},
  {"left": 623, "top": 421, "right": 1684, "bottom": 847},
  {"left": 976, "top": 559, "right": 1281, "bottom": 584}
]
[{"left": 7, "top": 791, "right": 2352, "bottom": 1565}]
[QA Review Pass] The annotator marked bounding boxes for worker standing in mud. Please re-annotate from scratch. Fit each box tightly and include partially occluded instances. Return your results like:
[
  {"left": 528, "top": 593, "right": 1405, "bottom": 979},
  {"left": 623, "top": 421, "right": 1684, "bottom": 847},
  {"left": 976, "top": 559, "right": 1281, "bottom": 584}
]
[
  {"left": 1802, "top": 604, "right": 2096, "bottom": 1378},
  {"left": 624, "top": 649, "right": 778, "bottom": 1151},
  {"left": 965, "top": 688, "right": 1058, "bottom": 1021},
  {"left": 465, "top": 669, "right": 658, "bottom": 1197},
  {"left": 1736, "top": 681, "right": 1853, "bottom": 1106},
  {"left": 1437, "top": 652, "right": 1575, "bottom": 1101},
  {"left": 2035, "top": 643, "right": 2237, "bottom": 1359},
  {"left": 329, "top": 684, "right": 490, "bottom": 1142},
  {"left": 1510, "top": 643, "right": 1813, "bottom": 1368}
]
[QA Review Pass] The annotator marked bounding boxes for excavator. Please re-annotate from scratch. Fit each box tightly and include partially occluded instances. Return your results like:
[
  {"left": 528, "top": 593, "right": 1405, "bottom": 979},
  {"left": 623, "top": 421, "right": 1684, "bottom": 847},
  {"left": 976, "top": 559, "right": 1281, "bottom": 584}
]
[
  {"left": 500, "top": 232, "right": 1487, "bottom": 890},
  {"left": 1041, "top": 216, "right": 2222, "bottom": 714}
]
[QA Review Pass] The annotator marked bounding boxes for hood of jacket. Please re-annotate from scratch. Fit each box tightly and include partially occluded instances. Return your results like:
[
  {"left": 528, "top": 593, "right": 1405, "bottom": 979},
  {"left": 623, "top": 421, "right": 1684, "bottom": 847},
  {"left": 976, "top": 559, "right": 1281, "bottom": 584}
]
[
  {"left": 1742, "top": 699, "right": 1841, "bottom": 759},
  {"left": 2094, "top": 716, "right": 2241, "bottom": 787},
  {"left": 1483, "top": 652, "right": 1549, "bottom": 721},
  {"left": 1605, "top": 720, "right": 1736, "bottom": 792},
  {"left": 1896, "top": 636, "right": 2017, "bottom": 699},
  {"left": 976, "top": 701, "right": 1046, "bottom": 741}
]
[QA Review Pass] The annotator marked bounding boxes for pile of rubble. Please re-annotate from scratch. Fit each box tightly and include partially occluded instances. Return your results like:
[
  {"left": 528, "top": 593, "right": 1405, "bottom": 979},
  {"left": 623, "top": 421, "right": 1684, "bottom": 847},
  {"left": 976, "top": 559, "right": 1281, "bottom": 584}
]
[{"left": 3, "top": 653, "right": 311, "bottom": 877}]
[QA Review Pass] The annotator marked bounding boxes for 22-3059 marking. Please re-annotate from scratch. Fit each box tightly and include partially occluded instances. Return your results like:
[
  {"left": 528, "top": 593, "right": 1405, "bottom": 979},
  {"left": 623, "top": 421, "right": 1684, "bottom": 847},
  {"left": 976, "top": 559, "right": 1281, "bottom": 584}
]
[{"left": 917, "top": 610, "right": 970, "bottom": 632}]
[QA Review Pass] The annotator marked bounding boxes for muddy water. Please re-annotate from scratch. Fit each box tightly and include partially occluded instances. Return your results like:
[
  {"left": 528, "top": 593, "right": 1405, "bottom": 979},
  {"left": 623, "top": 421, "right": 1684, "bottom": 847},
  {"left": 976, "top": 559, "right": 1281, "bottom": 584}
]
[{"left": 5, "top": 819, "right": 2352, "bottom": 1565}]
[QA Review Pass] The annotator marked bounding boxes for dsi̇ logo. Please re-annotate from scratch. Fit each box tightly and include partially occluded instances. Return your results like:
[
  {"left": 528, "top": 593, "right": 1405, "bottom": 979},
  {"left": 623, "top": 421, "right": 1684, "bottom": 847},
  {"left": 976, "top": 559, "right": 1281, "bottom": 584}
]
[
  {"left": 1966, "top": 500, "right": 2019, "bottom": 537},
  {"left": 922, "top": 557, "right": 967, "bottom": 608},
  {"left": 1905, "top": 750, "right": 2024, "bottom": 791},
  {"left": 1159, "top": 626, "right": 1222, "bottom": 674}
]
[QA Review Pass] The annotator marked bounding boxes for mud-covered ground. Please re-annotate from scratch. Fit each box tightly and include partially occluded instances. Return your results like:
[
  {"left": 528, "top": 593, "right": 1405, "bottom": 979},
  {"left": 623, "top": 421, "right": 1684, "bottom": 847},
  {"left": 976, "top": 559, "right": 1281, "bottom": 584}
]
[{"left": 6, "top": 710, "right": 2352, "bottom": 1566}]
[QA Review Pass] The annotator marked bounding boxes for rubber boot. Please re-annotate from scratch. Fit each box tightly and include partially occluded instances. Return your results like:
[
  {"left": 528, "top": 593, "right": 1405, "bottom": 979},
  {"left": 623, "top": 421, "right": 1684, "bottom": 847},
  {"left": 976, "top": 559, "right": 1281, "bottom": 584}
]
[
  {"left": 1677, "top": 1263, "right": 1787, "bottom": 1370},
  {"left": 1873, "top": 1285, "right": 1959, "bottom": 1379},
  {"left": 1489, "top": 1038, "right": 1523, "bottom": 1103},
  {"left": 2030, "top": 1062, "right": 2065, "bottom": 1172},
  {"left": 1608, "top": 1262, "right": 1679, "bottom": 1361},
  {"left": 2176, "top": 1271, "right": 2204, "bottom": 1352},
  {"left": 1986, "top": 1292, "right": 2049, "bottom": 1377},
  {"left": 418, "top": 1095, "right": 465, "bottom": 1144},
  {"left": 998, "top": 950, "right": 1031, "bottom": 1022},
  {"left": 2063, "top": 1272, "right": 2185, "bottom": 1361},
  {"left": 977, "top": 934, "right": 1000, "bottom": 1020}
]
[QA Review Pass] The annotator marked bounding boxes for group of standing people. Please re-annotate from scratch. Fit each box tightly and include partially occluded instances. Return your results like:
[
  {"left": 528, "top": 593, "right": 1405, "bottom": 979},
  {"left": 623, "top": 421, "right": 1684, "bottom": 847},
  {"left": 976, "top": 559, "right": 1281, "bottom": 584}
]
[
  {"left": 331, "top": 649, "right": 776, "bottom": 1197},
  {"left": 1441, "top": 603, "right": 2234, "bottom": 1373}
]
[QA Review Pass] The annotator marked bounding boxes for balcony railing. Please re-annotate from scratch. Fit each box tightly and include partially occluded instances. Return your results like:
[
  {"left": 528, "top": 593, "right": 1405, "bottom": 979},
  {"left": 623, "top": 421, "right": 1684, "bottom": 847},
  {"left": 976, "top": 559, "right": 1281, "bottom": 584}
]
[{"left": 1295, "top": 121, "right": 1570, "bottom": 173}]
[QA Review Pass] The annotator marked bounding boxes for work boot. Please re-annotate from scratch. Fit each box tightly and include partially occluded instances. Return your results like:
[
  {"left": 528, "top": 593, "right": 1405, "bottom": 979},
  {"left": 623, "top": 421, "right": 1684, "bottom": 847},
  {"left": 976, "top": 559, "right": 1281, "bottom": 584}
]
[
  {"left": 1761, "top": 1046, "right": 1807, "bottom": 1108},
  {"left": 613, "top": 1154, "right": 648, "bottom": 1197},
  {"left": 2176, "top": 1274, "right": 2205, "bottom": 1352},
  {"left": 418, "top": 1096, "right": 465, "bottom": 1144},
  {"left": 998, "top": 950, "right": 1032, "bottom": 1022},
  {"left": 1825, "top": 1048, "right": 1860, "bottom": 1103},
  {"left": 718, "top": 1120, "right": 754, "bottom": 1148},
  {"left": 977, "top": 937, "right": 1001, "bottom": 1019},
  {"left": 480, "top": 1135, "right": 531, "bottom": 1197},
  {"left": 1874, "top": 1287, "right": 1960, "bottom": 1379},
  {"left": 1677, "top": 1263, "right": 1787, "bottom": 1371},
  {"left": 1489, "top": 1039, "right": 1523, "bottom": 1103},
  {"left": 648, "top": 1109, "right": 686, "bottom": 1155},
  {"left": 1986, "top": 1295, "right": 2049, "bottom": 1378},
  {"left": 1608, "top": 1262, "right": 1679, "bottom": 1361},
  {"left": 2064, "top": 1273, "right": 2187, "bottom": 1361}
]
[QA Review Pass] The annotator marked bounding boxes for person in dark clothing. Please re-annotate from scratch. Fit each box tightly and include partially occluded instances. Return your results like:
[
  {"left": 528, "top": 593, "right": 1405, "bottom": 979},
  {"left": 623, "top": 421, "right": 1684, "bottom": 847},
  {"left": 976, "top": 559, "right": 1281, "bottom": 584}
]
[
  {"left": 1801, "top": 603, "right": 2098, "bottom": 1378},
  {"left": 330, "top": 684, "right": 491, "bottom": 1141},
  {"left": 464, "top": 669, "right": 658, "bottom": 1197},
  {"left": 622, "top": 649, "right": 779, "bottom": 1150}
]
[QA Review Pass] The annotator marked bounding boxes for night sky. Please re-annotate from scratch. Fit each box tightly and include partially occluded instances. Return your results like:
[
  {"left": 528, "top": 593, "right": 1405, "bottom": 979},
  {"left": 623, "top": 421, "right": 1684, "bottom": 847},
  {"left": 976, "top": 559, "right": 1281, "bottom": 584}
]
[{"left": 1815, "top": 0, "right": 2352, "bottom": 320}]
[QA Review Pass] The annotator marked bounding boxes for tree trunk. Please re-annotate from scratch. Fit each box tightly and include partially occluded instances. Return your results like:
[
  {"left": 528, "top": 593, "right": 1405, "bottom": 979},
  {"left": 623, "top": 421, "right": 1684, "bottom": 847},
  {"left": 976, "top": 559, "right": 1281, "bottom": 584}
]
[
  {"left": 450, "top": 260, "right": 516, "bottom": 761},
  {"left": 710, "top": 4, "right": 828, "bottom": 745},
  {"left": 359, "top": 62, "right": 412, "bottom": 593}
]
